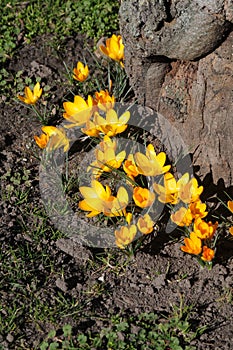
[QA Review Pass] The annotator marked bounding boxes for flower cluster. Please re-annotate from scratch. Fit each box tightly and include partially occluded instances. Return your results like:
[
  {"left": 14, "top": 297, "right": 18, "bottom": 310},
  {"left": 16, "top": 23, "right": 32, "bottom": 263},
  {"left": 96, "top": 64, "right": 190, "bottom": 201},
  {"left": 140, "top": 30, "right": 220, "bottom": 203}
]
[
  {"left": 18, "top": 34, "right": 232, "bottom": 267},
  {"left": 165, "top": 174, "right": 218, "bottom": 263}
]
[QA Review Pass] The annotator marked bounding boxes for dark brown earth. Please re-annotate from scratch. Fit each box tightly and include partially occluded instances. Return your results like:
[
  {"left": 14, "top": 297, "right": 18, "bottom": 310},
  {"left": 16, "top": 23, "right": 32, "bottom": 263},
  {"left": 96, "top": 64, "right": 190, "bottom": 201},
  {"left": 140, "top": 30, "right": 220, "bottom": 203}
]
[{"left": 1, "top": 35, "right": 233, "bottom": 349}]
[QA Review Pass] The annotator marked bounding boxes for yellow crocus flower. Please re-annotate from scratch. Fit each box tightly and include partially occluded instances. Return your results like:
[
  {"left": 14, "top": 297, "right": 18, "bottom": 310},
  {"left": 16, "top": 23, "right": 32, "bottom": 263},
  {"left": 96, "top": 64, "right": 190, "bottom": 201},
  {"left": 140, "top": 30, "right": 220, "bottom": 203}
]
[
  {"left": 153, "top": 172, "right": 184, "bottom": 205},
  {"left": 88, "top": 136, "right": 126, "bottom": 178},
  {"left": 111, "top": 186, "right": 129, "bottom": 216},
  {"left": 18, "top": 82, "right": 42, "bottom": 105},
  {"left": 171, "top": 207, "right": 193, "bottom": 227},
  {"left": 137, "top": 214, "right": 155, "bottom": 234},
  {"left": 179, "top": 177, "right": 203, "bottom": 203},
  {"left": 81, "top": 120, "right": 101, "bottom": 137},
  {"left": 79, "top": 180, "right": 114, "bottom": 217},
  {"left": 42, "top": 126, "right": 70, "bottom": 152},
  {"left": 63, "top": 95, "right": 93, "bottom": 128},
  {"left": 115, "top": 224, "right": 137, "bottom": 249},
  {"left": 79, "top": 180, "right": 128, "bottom": 217},
  {"left": 94, "top": 109, "right": 130, "bottom": 137},
  {"left": 73, "top": 61, "right": 89, "bottom": 82},
  {"left": 153, "top": 173, "right": 201, "bottom": 205},
  {"left": 134, "top": 144, "right": 171, "bottom": 177},
  {"left": 227, "top": 201, "right": 233, "bottom": 235},
  {"left": 99, "top": 34, "right": 124, "bottom": 67}
]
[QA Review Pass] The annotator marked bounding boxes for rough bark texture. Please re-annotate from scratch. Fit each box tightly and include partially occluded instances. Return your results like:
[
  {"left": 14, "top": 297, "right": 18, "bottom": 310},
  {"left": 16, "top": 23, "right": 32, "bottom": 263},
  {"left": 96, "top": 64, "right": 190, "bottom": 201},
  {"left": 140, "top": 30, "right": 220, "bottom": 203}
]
[{"left": 119, "top": 0, "right": 233, "bottom": 186}]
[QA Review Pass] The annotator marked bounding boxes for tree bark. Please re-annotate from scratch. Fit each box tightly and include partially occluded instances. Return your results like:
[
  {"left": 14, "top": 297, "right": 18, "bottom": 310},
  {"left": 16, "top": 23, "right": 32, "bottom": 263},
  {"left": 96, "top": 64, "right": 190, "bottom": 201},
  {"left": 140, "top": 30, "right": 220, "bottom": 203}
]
[{"left": 120, "top": 0, "right": 233, "bottom": 186}]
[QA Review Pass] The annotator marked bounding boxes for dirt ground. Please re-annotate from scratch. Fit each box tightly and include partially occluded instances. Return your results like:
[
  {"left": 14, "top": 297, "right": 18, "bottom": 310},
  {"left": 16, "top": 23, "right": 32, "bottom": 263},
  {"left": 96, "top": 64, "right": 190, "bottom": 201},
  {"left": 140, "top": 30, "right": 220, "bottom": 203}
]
[{"left": 1, "top": 35, "right": 233, "bottom": 349}]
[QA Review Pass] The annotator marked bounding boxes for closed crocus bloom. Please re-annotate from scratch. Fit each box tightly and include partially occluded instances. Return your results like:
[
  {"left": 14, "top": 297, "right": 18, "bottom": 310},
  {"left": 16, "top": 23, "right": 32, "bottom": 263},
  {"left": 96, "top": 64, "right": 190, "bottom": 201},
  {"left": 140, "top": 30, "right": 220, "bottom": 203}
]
[
  {"left": 179, "top": 176, "right": 203, "bottom": 203},
  {"left": 228, "top": 201, "right": 233, "bottom": 213},
  {"left": 123, "top": 154, "right": 140, "bottom": 179},
  {"left": 201, "top": 246, "right": 215, "bottom": 262},
  {"left": 94, "top": 90, "right": 115, "bottom": 111},
  {"left": 134, "top": 144, "right": 171, "bottom": 177},
  {"left": 133, "top": 187, "right": 155, "bottom": 208},
  {"left": 34, "top": 133, "right": 49, "bottom": 149},
  {"left": 94, "top": 109, "right": 130, "bottom": 137},
  {"left": 63, "top": 95, "right": 93, "bottom": 128},
  {"left": 229, "top": 227, "right": 233, "bottom": 235},
  {"left": 125, "top": 212, "right": 133, "bottom": 224},
  {"left": 115, "top": 224, "right": 137, "bottom": 249},
  {"left": 171, "top": 207, "right": 193, "bottom": 227},
  {"left": 35, "top": 126, "right": 70, "bottom": 152},
  {"left": 18, "top": 82, "right": 42, "bottom": 105},
  {"left": 181, "top": 232, "right": 202, "bottom": 255},
  {"left": 189, "top": 200, "right": 208, "bottom": 220},
  {"left": 100, "top": 34, "right": 124, "bottom": 67},
  {"left": 194, "top": 218, "right": 218, "bottom": 240},
  {"left": 137, "top": 214, "right": 155, "bottom": 234},
  {"left": 73, "top": 61, "right": 89, "bottom": 82}
]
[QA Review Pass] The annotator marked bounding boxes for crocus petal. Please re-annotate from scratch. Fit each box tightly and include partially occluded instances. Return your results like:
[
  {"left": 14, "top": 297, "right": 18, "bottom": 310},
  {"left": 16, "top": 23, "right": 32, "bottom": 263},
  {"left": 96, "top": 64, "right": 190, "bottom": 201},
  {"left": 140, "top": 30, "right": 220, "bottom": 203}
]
[
  {"left": 79, "top": 186, "right": 98, "bottom": 199},
  {"left": 228, "top": 201, "right": 233, "bottom": 213},
  {"left": 34, "top": 82, "right": 42, "bottom": 98},
  {"left": 119, "top": 111, "right": 130, "bottom": 124}
]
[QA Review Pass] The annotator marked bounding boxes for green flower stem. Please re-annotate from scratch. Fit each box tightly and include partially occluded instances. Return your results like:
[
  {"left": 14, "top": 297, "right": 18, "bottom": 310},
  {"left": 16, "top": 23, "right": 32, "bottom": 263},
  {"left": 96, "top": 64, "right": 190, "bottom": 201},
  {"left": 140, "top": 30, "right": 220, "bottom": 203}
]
[{"left": 31, "top": 105, "right": 47, "bottom": 125}]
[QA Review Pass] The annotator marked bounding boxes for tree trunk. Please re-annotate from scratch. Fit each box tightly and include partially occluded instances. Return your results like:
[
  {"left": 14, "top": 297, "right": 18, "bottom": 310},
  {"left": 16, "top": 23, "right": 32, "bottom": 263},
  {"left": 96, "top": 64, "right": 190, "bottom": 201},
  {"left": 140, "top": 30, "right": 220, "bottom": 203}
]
[{"left": 119, "top": 0, "right": 233, "bottom": 186}]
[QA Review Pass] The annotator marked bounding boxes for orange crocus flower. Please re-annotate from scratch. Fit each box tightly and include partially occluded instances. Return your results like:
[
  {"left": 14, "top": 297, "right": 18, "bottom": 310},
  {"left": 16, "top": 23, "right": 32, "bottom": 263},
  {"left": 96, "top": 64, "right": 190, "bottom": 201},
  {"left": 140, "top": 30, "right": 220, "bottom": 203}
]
[
  {"left": 201, "top": 246, "right": 215, "bottom": 262},
  {"left": 123, "top": 154, "right": 140, "bottom": 180},
  {"left": 73, "top": 61, "right": 89, "bottom": 82},
  {"left": 94, "top": 90, "right": 115, "bottom": 112},
  {"left": 133, "top": 187, "right": 155, "bottom": 208},
  {"left": 34, "top": 133, "right": 49, "bottom": 149},
  {"left": 181, "top": 232, "right": 202, "bottom": 255},
  {"left": 34, "top": 126, "right": 69, "bottom": 152},
  {"left": 194, "top": 218, "right": 218, "bottom": 240},
  {"left": 189, "top": 200, "right": 208, "bottom": 220},
  {"left": 228, "top": 201, "right": 233, "bottom": 213}
]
